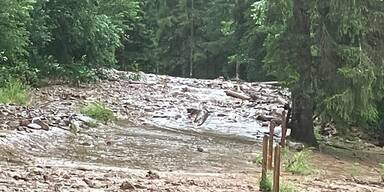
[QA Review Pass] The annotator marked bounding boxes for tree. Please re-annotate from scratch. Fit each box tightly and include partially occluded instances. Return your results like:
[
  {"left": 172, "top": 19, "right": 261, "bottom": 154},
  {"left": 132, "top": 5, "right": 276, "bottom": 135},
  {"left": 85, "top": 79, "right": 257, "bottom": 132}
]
[
  {"left": 26, "top": 0, "right": 139, "bottom": 82},
  {"left": 0, "top": 0, "right": 36, "bottom": 85},
  {"left": 289, "top": 0, "right": 317, "bottom": 145},
  {"left": 253, "top": 0, "right": 384, "bottom": 146}
]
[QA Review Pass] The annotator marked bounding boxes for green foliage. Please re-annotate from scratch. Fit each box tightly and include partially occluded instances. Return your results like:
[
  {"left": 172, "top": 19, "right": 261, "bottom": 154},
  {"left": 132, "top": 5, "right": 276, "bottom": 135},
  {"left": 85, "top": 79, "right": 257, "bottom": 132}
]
[
  {"left": 0, "top": 0, "right": 32, "bottom": 65},
  {"left": 259, "top": 175, "right": 298, "bottom": 192},
  {"left": 0, "top": 0, "right": 39, "bottom": 86},
  {"left": 0, "top": 78, "right": 29, "bottom": 105},
  {"left": 66, "top": 60, "right": 98, "bottom": 85},
  {"left": 281, "top": 182, "right": 298, "bottom": 192},
  {"left": 380, "top": 163, "right": 384, "bottom": 181},
  {"left": 254, "top": 0, "right": 384, "bottom": 143},
  {"left": 253, "top": 153, "right": 263, "bottom": 165},
  {"left": 259, "top": 175, "right": 272, "bottom": 192},
  {"left": 80, "top": 102, "right": 116, "bottom": 123},
  {"left": 284, "top": 150, "right": 313, "bottom": 175}
]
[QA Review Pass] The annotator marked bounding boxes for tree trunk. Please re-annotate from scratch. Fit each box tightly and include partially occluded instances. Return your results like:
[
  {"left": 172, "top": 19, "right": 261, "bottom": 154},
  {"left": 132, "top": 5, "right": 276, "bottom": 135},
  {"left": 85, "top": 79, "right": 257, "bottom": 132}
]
[
  {"left": 290, "top": 0, "right": 318, "bottom": 146},
  {"left": 291, "top": 90, "right": 317, "bottom": 146}
]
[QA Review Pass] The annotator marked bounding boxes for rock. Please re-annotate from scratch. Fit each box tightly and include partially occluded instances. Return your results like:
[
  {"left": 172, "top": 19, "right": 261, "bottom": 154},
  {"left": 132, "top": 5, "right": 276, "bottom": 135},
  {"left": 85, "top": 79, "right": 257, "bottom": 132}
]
[
  {"left": 27, "top": 123, "right": 42, "bottom": 130},
  {"left": 32, "top": 118, "right": 49, "bottom": 130},
  {"left": 20, "top": 119, "right": 30, "bottom": 126},
  {"left": 120, "top": 181, "right": 136, "bottom": 190},
  {"left": 8, "top": 121, "right": 20, "bottom": 128},
  {"left": 287, "top": 141, "right": 305, "bottom": 151},
  {"left": 83, "top": 178, "right": 96, "bottom": 188},
  {"left": 77, "top": 115, "right": 94, "bottom": 123},
  {"left": 261, "top": 122, "right": 269, "bottom": 127},
  {"left": 146, "top": 171, "right": 160, "bottom": 179},
  {"left": 197, "top": 147, "right": 204, "bottom": 152}
]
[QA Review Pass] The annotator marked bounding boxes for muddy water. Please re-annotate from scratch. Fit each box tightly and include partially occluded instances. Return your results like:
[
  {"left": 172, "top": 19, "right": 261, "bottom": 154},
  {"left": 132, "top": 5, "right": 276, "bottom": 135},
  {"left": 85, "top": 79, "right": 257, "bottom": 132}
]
[
  {"left": 0, "top": 121, "right": 259, "bottom": 174},
  {"left": 2, "top": 122, "right": 384, "bottom": 191}
]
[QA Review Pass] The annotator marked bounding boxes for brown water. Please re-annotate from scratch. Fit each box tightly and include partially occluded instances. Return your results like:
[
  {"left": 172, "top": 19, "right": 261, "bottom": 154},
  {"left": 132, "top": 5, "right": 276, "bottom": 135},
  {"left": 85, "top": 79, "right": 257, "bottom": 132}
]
[
  {"left": 0, "top": 121, "right": 383, "bottom": 191},
  {"left": 0, "top": 121, "right": 259, "bottom": 173}
]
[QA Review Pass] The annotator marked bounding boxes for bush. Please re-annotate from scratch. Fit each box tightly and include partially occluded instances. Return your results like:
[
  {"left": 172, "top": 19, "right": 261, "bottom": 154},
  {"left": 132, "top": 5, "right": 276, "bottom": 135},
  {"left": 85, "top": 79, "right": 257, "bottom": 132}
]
[
  {"left": 80, "top": 102, "right": 115, "bottom": 123},
  {"left": 284, "top": 150, "right": 313, "bottom": 175},
  {"left": 259, "top": 175, "right": 272, "bottom": 192},
  {"left": 0, "top": 78, "right": 29, "bottom": 105}
]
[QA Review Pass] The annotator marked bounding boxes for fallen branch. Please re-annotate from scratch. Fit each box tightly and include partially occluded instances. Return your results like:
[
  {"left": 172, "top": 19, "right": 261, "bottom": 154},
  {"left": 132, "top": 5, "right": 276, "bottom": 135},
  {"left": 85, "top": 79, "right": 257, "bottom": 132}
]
[{"left": 224, "top": 90, "right": 251, "bottom": 100}]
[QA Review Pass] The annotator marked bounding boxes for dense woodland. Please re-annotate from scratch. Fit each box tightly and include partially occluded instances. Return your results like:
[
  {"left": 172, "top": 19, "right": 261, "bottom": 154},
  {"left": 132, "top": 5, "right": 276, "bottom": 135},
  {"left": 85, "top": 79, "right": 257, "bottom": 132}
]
[{"left": 0, "top": 0, "right": 383, "bottom": 145}]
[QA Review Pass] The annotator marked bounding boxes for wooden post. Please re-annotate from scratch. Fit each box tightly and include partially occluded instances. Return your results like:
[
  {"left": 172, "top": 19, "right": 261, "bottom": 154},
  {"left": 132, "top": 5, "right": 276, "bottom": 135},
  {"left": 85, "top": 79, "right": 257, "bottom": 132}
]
[
  {"left": 272, "top": 145, "right": 281, "bottom": 192},
  {"left": 261, "top": 135, "right": 269, "bottom": 183},
  {"left": 268, "top": 121, "right": 275, "bottom": 170},
  {"left": 280, "top": 111, "right": 287, "bottom": 147}
]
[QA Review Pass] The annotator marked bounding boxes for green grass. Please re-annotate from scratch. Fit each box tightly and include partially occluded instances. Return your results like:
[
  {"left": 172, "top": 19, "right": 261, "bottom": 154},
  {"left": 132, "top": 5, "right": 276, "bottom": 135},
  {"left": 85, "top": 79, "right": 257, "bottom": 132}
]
[
  {"left": 0, "top": 78, "right": 29, "bottom": 105},
  {"left": 259, "top": 175, "right": 272, "bottom": 192},
  {"left": 253, "top": 153, "right": 263, "bottom": 165},
  {"left": 284, "top": 150, "right": 313, "bottom": 175},
  {"left": 259, "top": 175, "right": 298, "bottom": 192},
  {"left": 281, "top": 182, "right": 298, "bottom": 192},
  {"left": 80, "top": 102, "right": 115, "bottom": 123},
  {"left": 350, "top": 162, "right": 361, "bottom": 177}
]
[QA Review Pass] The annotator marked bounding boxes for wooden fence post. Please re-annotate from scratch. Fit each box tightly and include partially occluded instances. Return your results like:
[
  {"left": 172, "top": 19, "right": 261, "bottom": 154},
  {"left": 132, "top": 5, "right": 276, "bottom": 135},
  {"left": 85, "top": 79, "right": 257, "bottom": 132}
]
[
  {"left": 268, "top": 122, "right": 275, "bottom": 170},
  {"left": 272, "top": 145, "right": 281, "bottom": 192},
  {"left": 261, "top": 135, "right": 269, "bottom": 183},
  {"left": 280, "top": 110, "right": 287, "bottom": 147}
]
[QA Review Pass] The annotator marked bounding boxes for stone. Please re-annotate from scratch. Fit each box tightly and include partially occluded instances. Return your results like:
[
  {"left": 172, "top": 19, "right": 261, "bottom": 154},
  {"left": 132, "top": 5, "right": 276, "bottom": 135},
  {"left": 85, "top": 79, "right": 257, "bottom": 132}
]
[
  {"left": 27, "top": 123, "right": 42, "bottom": 130},
  {"left": 77, "top": 115, "right": 94, "bottom": 123},
  {"left": 287, "top": 141, "right": 305, "bottom": 151},
  {"left": 120, "top": 181, "right": 136, "bottom": 190},
  {"left": 8, "top": 121, "right": 20, "bottom": 128},
  {"left": 32, "top": 118, "right": 49, "bottom": 130},
  {"left": 20, "top": 119, "right": 30, "bottom": 126},
  {"left": 145, "top": 171, "right": 160, "bottom": 179}
]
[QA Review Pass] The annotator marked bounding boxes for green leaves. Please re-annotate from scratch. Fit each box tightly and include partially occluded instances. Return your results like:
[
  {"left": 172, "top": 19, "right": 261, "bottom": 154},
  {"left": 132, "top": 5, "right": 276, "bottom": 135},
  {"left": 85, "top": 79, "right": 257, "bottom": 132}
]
[{"left": 80, "top": 102, "right": 116, "bottom": 123}]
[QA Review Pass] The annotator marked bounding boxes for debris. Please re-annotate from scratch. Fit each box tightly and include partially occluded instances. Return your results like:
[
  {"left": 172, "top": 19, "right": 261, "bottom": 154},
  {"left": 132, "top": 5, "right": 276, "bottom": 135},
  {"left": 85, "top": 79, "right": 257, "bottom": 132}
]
[
  {"left": 146, "top": 171, "right": 160, "bottom": 179},
  {"left": 27, "top": 123, "right": 42, "bottom": 130},
  {"left": 120, "top": 181, "right": 136, "bottom": 190}
]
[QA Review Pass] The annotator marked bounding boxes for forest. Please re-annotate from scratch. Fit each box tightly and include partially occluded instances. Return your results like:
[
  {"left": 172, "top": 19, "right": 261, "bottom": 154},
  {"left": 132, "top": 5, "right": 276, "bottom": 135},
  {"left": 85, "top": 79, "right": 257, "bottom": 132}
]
[
  {"left": 0, "top": 0, "right": 383, "bottom": 191},
  {"left": 2, "top": 0, "right": 383, "bottom": 146}
]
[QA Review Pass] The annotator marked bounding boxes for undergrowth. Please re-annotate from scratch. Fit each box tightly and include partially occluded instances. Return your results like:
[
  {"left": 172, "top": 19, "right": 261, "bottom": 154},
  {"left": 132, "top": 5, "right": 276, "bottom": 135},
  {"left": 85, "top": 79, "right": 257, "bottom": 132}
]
[
  {"left": 259, "top": 175, "right": 272, "bottom": 192},
  {"left": 0, "top": 78, "right": 29, "bottom": 105},
  {"left": 281, "top": 182, "right": 298, "bottom": 192},
  {"left": 283, "top": 149, "right": 313, "bottom": 175},
  {"left": 259, "top": 175, "right": 298, "bottom": 192},
  {"left": 80, "top": 102, "right": 115, "bottom": 123},
  {"left": 253, "top": 153, "right": 263, "bottom": 164}
]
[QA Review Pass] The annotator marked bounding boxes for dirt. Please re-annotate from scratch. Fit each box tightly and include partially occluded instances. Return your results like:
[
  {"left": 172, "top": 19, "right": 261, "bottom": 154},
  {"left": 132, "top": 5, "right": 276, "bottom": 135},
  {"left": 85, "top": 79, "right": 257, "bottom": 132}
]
[{"left": 0, "top": 70, "right": 383, "bottom": 191}]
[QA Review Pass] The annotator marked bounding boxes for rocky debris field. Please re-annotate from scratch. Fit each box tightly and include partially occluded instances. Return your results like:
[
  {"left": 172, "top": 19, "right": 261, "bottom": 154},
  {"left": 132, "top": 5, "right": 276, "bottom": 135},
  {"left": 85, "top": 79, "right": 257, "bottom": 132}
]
[
  {"left": 0, "top": 69, "right": 383, "bottom": 191},
  {"left": 1, "top": 69, "right": 290, "bottom": 138}
]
